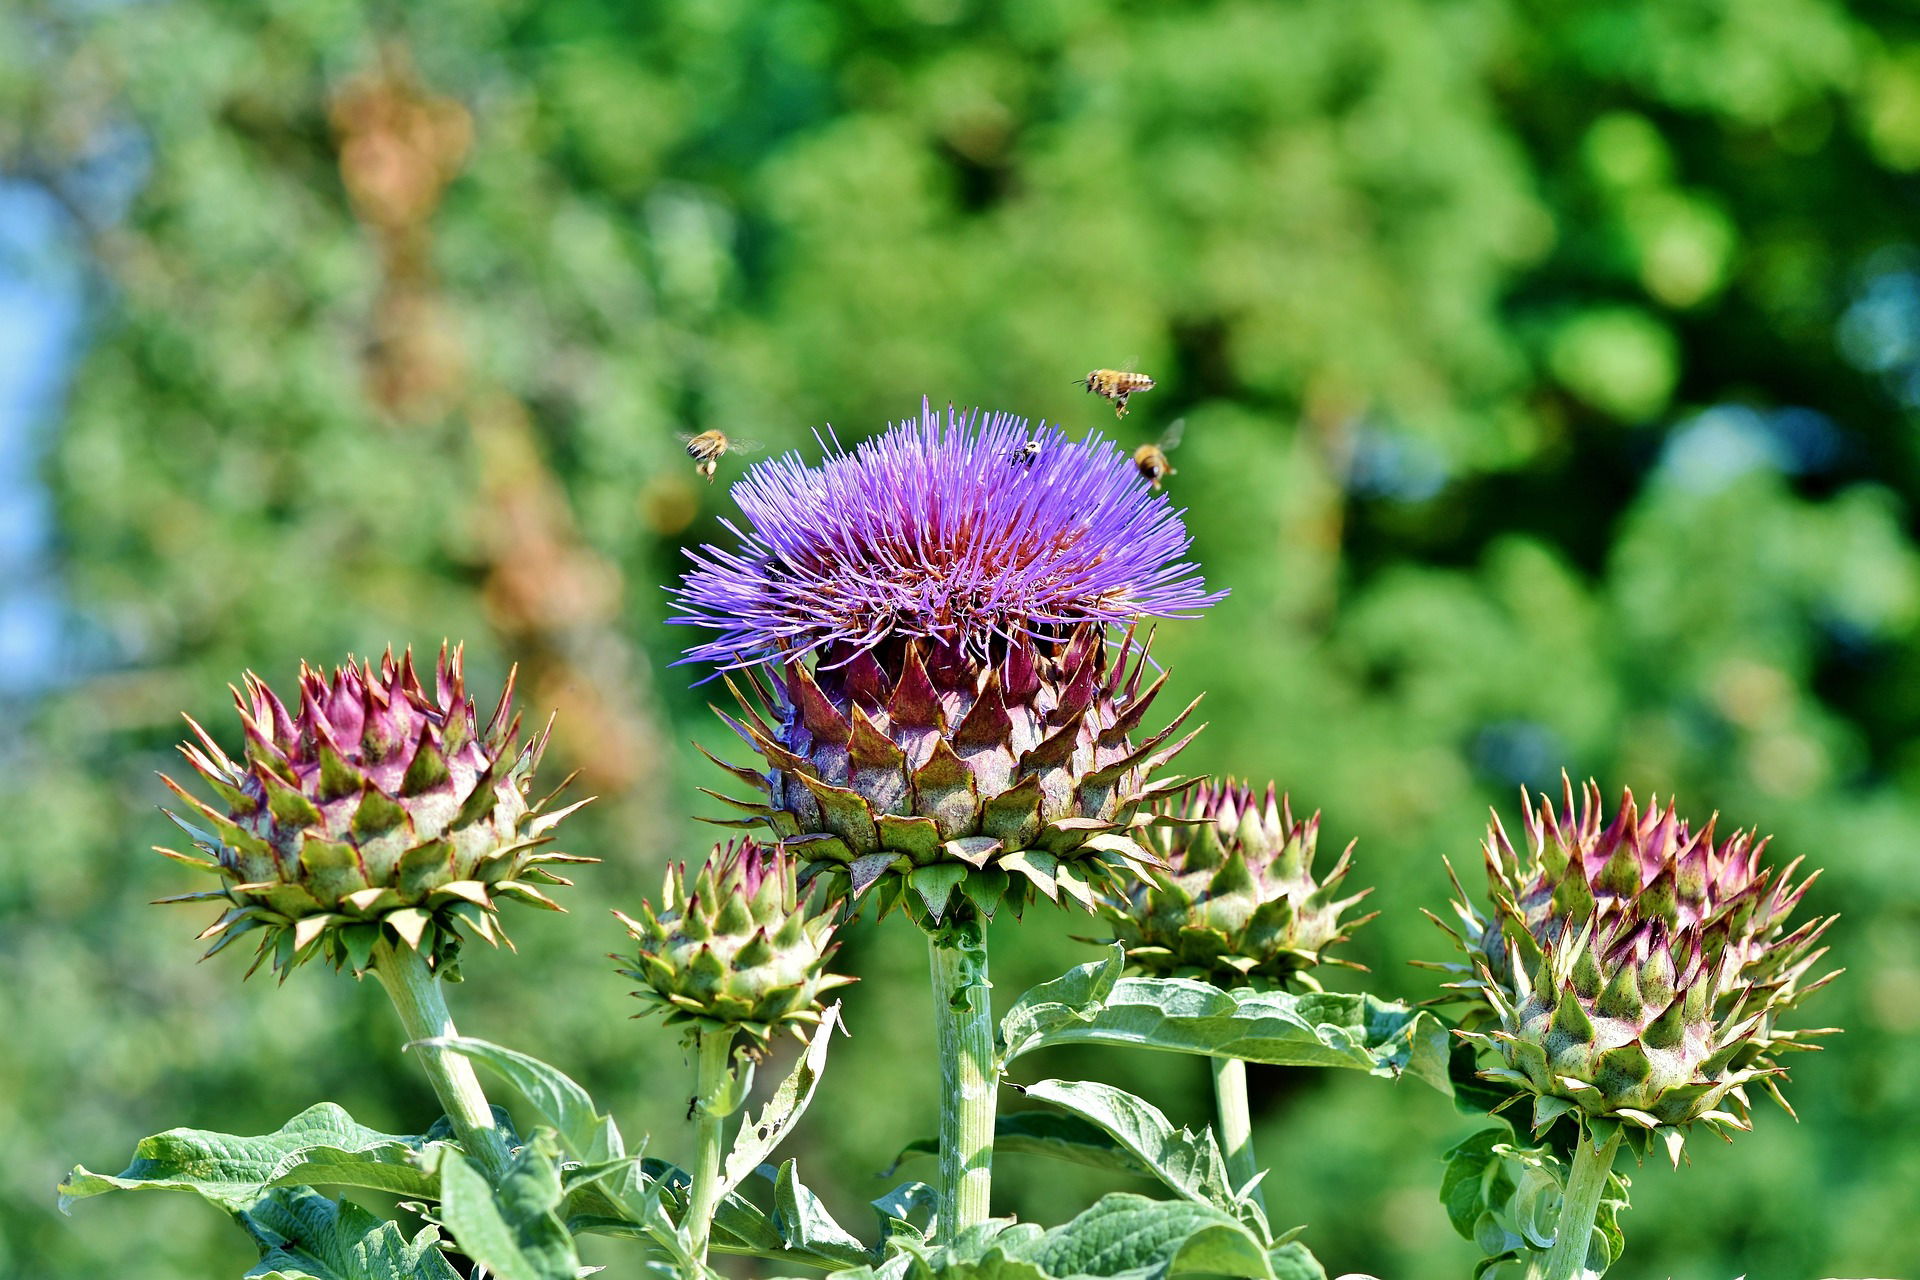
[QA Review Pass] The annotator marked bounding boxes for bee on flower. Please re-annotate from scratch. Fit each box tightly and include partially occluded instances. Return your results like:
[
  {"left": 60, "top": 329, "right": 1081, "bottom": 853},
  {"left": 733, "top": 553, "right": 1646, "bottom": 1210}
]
[
  {"left": 1006, "top": 438, "right": 1043, "bottom": 470},
  {"left": 670, "top": 401, "right": 1225, "bottom": 920}
]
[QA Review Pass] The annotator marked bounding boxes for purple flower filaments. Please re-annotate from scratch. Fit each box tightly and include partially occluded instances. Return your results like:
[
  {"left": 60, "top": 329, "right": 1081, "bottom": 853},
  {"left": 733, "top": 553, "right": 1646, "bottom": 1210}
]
[{"left": 671, "top": 401, "right": 1223, "bottom": 671}]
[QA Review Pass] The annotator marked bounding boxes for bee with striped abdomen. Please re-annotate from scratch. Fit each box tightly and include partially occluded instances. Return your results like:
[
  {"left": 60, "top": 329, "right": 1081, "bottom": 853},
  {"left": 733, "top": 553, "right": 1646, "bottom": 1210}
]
[
  {"left": 1133, "top": 419, "right": 1184, "bottom": 490},
  {"left": 677, "top": 430, "right": 759, "bottom": 483},
  {"left": 1078, "top": 364, "right": 1156, "bottom": 418}
]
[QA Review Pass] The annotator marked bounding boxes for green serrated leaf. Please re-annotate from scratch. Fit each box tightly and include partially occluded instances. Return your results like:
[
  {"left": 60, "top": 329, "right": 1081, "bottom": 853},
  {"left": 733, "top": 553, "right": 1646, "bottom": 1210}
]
[
  {"left": 1021, "top": 1192, "right": 1274, "bottom": 1279},
  {"left": 643, "top": 1157, "right": 868, "bottom": 1271},
  {"left": 772, "top": 1159, "right": 873, "bottom": 1265},
  {"left": 422, "top": 1037, "right": 618, "bottom": 1163},
  {"left": 1019, "top": 1080, "right": 1237, "bottom": 1218},
  {"left": 237, "top": 1186, "right": 460, "bottom": 1280},
  {"left": 59, "top": 1103, "right": 442, "bottom": 1214},
  {"left": 438, "top": 1137, "right": 579, "bottom": 1280},
  {"left": 894, "top": 1109, "right": 1156, "bottom": 1183},
  {"left": 1001, "top": 966, "right": 1451, "bottom": 1093},
  {"left": 1439, "top": 1129, "right": 1505, "bottom": 1241},
  {"left": 720, "top": 1004, "right": 842, "bottom": 1198},
  {"left": 1264, "top": 1240, "right": 1328, "bottom": 1280},
  {"left": 997, "top": 948, "right": 1127, "bottom": 1055},
  {"left": 845, "top": 1193, "right": 1277, "bottom": 1280}
]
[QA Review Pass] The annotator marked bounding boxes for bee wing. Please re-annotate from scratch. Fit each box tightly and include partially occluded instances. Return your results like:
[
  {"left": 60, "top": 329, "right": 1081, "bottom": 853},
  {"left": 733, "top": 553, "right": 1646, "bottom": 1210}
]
[
  {"left": 727, "top": 437, "right": 763, "bottom": 454},
  {"left": 1121, "top": 354, "right": 1140, "bottom": 374},
  {"left": 675, "top": 431, "right": 699, "bottom": 445},
  {"left": 1159, "top": 418, "right": 1186, "bottom": 452}
]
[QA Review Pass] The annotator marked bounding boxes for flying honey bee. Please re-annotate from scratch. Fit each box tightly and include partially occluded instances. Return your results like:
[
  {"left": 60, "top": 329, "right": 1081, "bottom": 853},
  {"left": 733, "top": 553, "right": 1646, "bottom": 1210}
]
[
  {"left": 1077, "top": 364, "right": 1156, "bottom": 418},
  {"left": 676, "top": 430, "right": 759, "bottom": 483},
  {"left": 1133, "top": 419, "right": 1185, "bottom": 490}
]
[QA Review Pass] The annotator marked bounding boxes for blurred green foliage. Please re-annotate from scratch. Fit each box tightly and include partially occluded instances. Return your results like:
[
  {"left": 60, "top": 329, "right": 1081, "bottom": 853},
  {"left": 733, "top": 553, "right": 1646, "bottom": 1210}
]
[{"left": 4, "top": 0, "right": 1919, "bottom": 1277}]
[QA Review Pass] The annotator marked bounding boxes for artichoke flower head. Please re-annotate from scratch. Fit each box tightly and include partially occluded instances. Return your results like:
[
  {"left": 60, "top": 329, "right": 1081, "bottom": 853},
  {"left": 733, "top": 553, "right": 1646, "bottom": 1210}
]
[
  {"left": 615, "top": 839, "right": 851, "bottom": 1049},
  {"left": 671, "top": 402, "right": 1226, "bottom": 923}
]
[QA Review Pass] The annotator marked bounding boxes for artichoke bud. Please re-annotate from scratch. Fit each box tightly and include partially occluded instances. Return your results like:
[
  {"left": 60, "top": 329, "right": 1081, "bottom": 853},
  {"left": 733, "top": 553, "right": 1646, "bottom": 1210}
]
[
  {"left": 615, "top": 840, "right": 853, "bottom": 1049},
  {"left": 703, "top": 625, "right": 1201, "bottom": 924},
  {"left": 154, "top": 646, "right": 594, "bottom": 980},
  {"left": 1102, "top": 779, "right": 1377, "bottom": 987},
  {"left": 1431, "top": 776, "right": 1841, "bottom": 1164}
]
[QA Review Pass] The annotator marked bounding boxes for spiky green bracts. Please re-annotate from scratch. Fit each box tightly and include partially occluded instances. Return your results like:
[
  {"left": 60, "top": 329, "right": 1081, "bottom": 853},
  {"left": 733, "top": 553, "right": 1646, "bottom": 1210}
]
[
  {"left": 1104, "top": 779, "right": 1375, "bottom": 988},
  {"left": 1430, "top": 778, "right": 1839, "bottom": 1165},
  {"left": 615, "top": 840, "right": 852, "bottom": 1049}
]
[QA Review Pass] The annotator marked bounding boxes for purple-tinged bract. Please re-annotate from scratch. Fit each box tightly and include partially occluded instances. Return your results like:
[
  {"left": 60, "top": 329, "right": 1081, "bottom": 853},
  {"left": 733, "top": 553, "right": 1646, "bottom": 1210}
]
[
  {"left": 1428, "top": 777, "right": 1840, "bottom": 1165},
  {"left": 680, "top": 403, "right": 1223, "bottom": 921},
  {"left": 155, "top": 646, "right": 593, "bottom": 979},
  {"left": 671, "top": 402, "right": 1222, "bottom": 670}
]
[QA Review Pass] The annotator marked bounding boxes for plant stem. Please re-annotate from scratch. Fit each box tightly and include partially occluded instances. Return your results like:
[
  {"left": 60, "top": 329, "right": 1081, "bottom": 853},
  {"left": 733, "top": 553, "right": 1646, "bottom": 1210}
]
[
  {"left": 1542, "top": 1124, "right": 1624, "bottom": 1280},
  {"left": 369, "top": 936, "right": 511, "bottom": 1182},
  {"left": 1211, "top": 1055, "right": 1267, "bottom": 1215},
  {"left": 926, "top": 904, "right": 995, "bottom": 1242},
  {"left": 684, "top": 1026, "right": 736, "bottom": 1266}
]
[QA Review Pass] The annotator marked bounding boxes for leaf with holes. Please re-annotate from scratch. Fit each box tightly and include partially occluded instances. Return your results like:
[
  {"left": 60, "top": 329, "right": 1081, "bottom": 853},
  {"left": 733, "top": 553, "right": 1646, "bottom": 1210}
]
[{"left": 720, "top": 1004, "right": 842, "bottom": 1198}]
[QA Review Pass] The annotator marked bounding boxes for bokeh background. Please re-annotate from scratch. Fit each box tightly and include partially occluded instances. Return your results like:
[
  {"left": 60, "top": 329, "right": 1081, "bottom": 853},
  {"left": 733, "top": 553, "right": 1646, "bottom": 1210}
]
[{"left": 3, "top": 1, "right": 1918, "bottom": 1276}]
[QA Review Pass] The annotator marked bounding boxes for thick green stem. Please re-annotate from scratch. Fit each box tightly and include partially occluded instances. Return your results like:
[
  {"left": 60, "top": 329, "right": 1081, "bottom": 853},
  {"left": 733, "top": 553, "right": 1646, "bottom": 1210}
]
[
  {"left": 684, "top": 1027, "right": 736, "bottom": 1266},
  {"left": 927, "top": 906, "right": 995, "bottom": 1242},
  {"left": 1542, "top": 1125, "right": 1623, "bottom": 1280},
  {"left": 1210, "top": 1056, "right": 1267, "bottom": 1215},
  {"left": 369, "top": 937, "right": 511, "bottom": 1182}
]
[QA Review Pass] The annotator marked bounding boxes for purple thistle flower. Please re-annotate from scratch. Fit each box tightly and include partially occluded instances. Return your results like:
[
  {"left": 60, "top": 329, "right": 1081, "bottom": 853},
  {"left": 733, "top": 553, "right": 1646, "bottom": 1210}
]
[{"left": 670, "top": 401, "right": 1224, "bottom": 670}]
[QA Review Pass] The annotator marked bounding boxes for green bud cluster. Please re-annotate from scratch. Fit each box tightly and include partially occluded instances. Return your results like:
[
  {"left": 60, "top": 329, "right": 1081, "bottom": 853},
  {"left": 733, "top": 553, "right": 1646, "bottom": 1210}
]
[
  {"left": 615, "top": 840, "right": 852, "bottom": 1048},
  {"left": 1103, "top": 779, "right": 1375, "bottom": 987}
]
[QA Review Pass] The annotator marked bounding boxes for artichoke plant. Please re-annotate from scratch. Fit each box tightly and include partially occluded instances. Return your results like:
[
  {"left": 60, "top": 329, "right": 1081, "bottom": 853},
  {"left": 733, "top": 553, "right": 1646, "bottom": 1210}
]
[
  {"left": 1432, "top": 777, "right": 1839, "bottom": 1164},
  {"left": 615, "top": 839, "right": 852, "bottom": 1048},
  {"left": 672, "top": 403, "right": 1224, "bottom": 921},
  {"left": 669, "top": 402, "right": 1226, "bottom": 1243},
  {"left": 1104, "top": 779, "right": 1376, "bottom": 988},
  {"left": 156, "top": 646, "right": 591, "bottom": 978}
]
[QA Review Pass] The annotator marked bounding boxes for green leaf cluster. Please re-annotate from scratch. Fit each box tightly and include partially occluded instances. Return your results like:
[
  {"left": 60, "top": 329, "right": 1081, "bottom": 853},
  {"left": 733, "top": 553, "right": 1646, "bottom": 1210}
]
[{"left": 1440, "top": 1130, "right": 1631, "bottom": 1280}]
